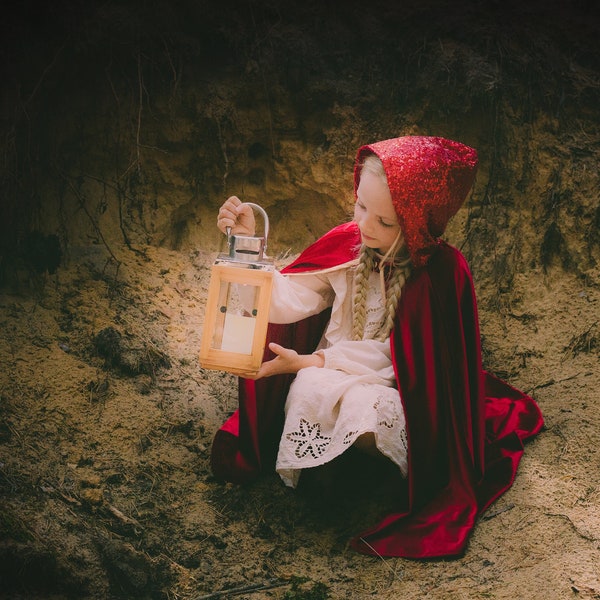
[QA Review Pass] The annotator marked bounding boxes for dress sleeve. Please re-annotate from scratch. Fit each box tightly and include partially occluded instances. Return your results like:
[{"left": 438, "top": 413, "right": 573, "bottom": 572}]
[
  {"left": 316, "top": 339, "right": 396, "bottom": 382},
  {"left": 269, "top": 270, "right": 334, "bottom": 324}
]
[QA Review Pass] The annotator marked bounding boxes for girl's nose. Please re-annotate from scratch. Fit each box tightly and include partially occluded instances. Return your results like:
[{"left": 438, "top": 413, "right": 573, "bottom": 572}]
[{"left": 360, "top": 214, "right": 375, "bottom": 233}]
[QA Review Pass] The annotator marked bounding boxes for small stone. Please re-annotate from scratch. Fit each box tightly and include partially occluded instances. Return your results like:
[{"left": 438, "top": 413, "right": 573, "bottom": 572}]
[{"left": 80, "top": 488, "right": 104, "bottom": 505}]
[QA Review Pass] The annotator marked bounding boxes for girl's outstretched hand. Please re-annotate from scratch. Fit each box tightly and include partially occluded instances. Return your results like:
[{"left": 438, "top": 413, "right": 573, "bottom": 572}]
[
  {"left": 245, "top": 343, "right": 324, "bottom": 380},
  {"left": 217, "top": 196, "right": 256, "bottom": 236}
]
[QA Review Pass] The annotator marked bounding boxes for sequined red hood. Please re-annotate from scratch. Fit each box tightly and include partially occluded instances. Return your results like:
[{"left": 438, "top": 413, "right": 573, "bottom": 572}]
[{"left": 354, "top": 136, "right": 478, "bottom": 268}]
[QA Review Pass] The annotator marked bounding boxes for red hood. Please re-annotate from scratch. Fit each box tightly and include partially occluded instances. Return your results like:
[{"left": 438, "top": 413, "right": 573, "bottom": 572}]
[{"left": 354, "top": 136, "right": 478, "bottom": 268}]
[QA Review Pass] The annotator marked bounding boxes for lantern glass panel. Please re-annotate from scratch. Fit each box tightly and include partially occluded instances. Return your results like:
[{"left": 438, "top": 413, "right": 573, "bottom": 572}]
[{"left": 211, "top": 281, "right": 260, "bottom": 355}]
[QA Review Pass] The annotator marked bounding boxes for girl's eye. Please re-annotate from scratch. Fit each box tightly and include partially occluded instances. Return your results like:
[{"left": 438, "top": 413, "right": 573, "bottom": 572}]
[{"left": 379, "top": 219, "right": 395, "bottom": 228}]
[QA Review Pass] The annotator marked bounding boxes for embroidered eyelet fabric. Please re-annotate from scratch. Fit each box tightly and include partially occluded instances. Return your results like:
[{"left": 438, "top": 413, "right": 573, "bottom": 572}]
[{"left": 276, "top": 270, "right": 408, "bottom": 488}]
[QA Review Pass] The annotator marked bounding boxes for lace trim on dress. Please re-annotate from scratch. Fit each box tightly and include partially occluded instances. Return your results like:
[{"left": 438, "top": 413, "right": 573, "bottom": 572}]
[
  {"left": 362, "top": 276, "right": 386, "bottom": 340},
  {"left": 374, "top": 394, "right": 402, "bottom": 428},
  {"left": 285, "top": 418, "right": 332, "bottom": 459},
  {"left": 282, "top": 391, "right": 408, "bottom": 474}
]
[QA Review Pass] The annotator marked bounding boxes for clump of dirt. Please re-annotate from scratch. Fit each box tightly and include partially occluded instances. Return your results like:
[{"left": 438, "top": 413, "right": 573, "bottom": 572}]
[{"left": 93, "top": 326, "right": 171, "bottom": 376}]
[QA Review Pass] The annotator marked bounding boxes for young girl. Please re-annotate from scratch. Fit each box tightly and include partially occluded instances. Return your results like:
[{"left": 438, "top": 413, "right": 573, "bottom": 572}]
[{"left": 210, "top": 136, "right": 544, "bottom": 559}]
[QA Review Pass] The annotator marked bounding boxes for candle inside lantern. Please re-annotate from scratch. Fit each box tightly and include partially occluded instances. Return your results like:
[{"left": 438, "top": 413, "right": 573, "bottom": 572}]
[{"left": 220, "top": 312, "right": 256, "bottom": 354}]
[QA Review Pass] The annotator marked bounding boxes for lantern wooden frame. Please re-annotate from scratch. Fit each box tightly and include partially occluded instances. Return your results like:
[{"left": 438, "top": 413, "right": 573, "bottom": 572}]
[{"left": 199, "top": 262, "right": 273, "bottom": 376}]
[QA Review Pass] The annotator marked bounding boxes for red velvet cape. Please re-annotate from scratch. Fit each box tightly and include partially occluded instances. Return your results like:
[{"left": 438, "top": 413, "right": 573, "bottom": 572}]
[{"left": 210, "top": 222, "right": 544, "bottom": 558}]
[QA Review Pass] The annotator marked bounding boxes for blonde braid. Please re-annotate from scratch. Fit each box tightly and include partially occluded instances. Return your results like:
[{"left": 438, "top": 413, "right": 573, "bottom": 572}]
[
  {"left": 351, "top": 245, "right": 375, "bottom": 341},
  {"left": 352, "top": 243, "right": 412, "bottom": 342},
  {"left": 376, "top": 261, "right": 411, "bottom": 341}
]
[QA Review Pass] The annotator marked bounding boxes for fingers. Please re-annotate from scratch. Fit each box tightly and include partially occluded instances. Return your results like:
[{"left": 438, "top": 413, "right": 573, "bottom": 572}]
[
  {"left": 216, "top": 196, "right": 256, "bottom": 235},
  {"left": 268, "top": 342, "right": 285, "bottom": 356},
  {"left": 245, "top": 345, "right": 299, "bottom": 380},
  {"left": 217, "top": 196, "right": 241, "bottom": 233}
]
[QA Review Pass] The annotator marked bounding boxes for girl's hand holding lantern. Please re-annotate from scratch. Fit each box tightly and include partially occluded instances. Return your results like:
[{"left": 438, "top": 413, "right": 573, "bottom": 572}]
[
  {"left": 241, "top": 343, "right": 325, "bottom": 380},
  {"left": 217, "top": 196, "right": 256, "bottom": 237}
]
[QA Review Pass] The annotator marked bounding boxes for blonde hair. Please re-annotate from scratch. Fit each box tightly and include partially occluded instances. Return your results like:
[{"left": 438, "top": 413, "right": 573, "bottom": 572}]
[{"left": 351, "top": 154, "right": 412, "bottom": 342}]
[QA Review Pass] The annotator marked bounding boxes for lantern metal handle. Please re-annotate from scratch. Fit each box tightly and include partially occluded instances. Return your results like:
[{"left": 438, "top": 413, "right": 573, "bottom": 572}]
[
  {"left": 225, "top": 202, "right": 269, "bottom": 250},
  {"left": 225, "top": 202, "right": 270, "bottom": 262}
]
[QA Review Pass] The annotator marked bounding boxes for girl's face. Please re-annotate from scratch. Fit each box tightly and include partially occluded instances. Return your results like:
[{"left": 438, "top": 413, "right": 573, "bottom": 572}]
[{"left": 354, "top": 169, "right": 402, "bottom": 254}]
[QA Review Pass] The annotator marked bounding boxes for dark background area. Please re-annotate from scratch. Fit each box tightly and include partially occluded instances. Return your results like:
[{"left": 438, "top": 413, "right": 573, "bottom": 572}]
[{"left": 1, "top": 0, "right": 599, "bottom": 280}]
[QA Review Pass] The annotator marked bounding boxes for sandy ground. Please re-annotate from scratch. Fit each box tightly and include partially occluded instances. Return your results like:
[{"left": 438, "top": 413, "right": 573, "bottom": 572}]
[{"left": 0, "top": 240, "right": 599, "bottom": 599}]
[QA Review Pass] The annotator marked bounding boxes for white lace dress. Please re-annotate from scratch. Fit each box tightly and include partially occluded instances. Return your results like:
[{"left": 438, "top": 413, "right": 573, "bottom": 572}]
[{"left": 268, "top": 262, "right": 408, "bottom": 488}]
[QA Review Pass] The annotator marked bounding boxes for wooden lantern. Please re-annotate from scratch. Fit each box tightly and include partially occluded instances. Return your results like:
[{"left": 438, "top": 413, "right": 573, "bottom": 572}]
[{"left": 199, "top": 203, "right": 274, "bottom": 376}]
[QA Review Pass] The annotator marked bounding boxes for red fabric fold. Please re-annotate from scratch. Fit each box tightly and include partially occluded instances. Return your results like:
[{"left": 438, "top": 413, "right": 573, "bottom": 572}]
[{"left": 209, "top": 222, "right": 544, "bottom": 558}]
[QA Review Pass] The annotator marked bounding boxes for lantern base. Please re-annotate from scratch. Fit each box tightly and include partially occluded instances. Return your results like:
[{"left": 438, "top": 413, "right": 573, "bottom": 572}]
[
  {"left": 200, "top": 364, "right": 259, "bottom": 377},
  {"left": 199, "top": 351, "right": 262, "bottom": 377}
]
